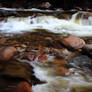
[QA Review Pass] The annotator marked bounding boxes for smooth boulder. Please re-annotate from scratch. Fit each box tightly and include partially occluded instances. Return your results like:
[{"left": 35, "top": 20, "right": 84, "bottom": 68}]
[
  {"left": 61, "top": 35, "right": 85, "bottom": 49},
  {"left": 0, "top": 46, "right": 17, "bottom": 61}
]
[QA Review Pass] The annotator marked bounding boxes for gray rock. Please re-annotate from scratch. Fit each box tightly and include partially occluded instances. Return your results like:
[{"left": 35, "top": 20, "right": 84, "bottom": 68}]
[
  {"left": 83, "top": 44, "right": 92, "bottom": 56},
  {"left": 69, "top": 55, "right": 92, "bottom": 69}
]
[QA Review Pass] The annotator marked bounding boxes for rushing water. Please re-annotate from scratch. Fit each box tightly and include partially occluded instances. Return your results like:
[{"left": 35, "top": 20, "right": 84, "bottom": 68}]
[
  {"left": 0, "top": 8, "right": 92, "bottom": 92},
  {"left": 0, "top": 10, "right": 92, "bottom": 36}
]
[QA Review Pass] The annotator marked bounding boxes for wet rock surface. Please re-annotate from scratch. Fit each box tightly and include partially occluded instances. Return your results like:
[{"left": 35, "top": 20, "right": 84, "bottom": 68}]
[
  {"left": 0, "top": 38, "right": 7, "bottom": 45},
  {"left": 0, "top": 46, "right": 17, "bottom": 61},
  {"left": 83, "top": 44, "right": 92, "bottom": 56},
  {"left": 69, "top": 55, "right": 92, "bottom": 69},
  {"left": 16, "top": 82, "right": 32, "bottom": 92},
  {"left": 0, "top": 61, "right": 33, "bottom": 82},
  {"left": 61, "top": 35, "right": 85, "bottom": 49}
]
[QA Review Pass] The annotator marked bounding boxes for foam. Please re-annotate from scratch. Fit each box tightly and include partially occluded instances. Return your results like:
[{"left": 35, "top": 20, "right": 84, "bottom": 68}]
[{"left": 0, "top": 13, "right": 92, "bottom": 36}]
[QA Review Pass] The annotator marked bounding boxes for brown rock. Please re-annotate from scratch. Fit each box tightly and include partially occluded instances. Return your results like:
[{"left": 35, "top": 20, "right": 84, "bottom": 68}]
[
  {"left": 0, "top": 61, "right": 33, "bottom": 82},
  {"left": 38, "top": 53, "right": 48, "bottom": 63},
  {"left": 40, "top": 2, "right": 51, "bottom": 9},
  {"left": 16, "top": 82, "right": 32, "bottom": 92},
  {"left": 56, "top": 67, "right": 69, "bottom": 76},
  {"left": 0, "top": 38, "right": 7, "bottom": 45},
  {"left": 61, "top": 35, "right": 85, "bottom": 49},
  {"left": 0, "top": 46, "right": 17, "bottom": 61},
  {"left": 53, "top": 59, "right": 67, "bottom": 66},
  {"left": 23, "top": 52, "right": 36, "bottom": 61}
]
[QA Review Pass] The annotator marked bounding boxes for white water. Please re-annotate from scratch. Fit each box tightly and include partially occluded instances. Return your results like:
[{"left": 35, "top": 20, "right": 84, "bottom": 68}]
[
  {"left": 0, "top": 11, "right": 92, "bottom": 36},
  {"left": 30, "top": 62, "right": 92, "bottom": 92}
]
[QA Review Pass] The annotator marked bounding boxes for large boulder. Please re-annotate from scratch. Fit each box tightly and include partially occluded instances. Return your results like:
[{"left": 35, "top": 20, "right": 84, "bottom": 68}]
[
  {"left": 0, "top": 46, "right": 17, "bottom": 61},
  {"left": 0, "top": 61, "right": 33, "bottom": 82},
  {"left": 61, "top": 35, "right": 85, "bottom": 49}
]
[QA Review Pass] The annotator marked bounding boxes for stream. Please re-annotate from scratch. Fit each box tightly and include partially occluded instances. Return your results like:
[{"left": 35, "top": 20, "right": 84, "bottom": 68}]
[{"left": 0, "top": 8, "right": 92, "bottom": 92}]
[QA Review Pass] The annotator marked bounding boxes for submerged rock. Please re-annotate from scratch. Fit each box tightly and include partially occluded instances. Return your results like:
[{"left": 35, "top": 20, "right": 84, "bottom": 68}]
[
  {"left": 61, "top": 35, "right": 85, "bottom": 49},
  {"left": 0, "top": 46, "right": 17, "bottom": 61}
]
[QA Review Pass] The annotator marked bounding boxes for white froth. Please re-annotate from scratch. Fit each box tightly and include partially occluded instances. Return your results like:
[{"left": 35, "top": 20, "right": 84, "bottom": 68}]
[
  {"left": 29, "top": 62, "right": 92, "bottom": 92},
  {"left": 0, "top": 12, "right": 92, "bottom": 36}
]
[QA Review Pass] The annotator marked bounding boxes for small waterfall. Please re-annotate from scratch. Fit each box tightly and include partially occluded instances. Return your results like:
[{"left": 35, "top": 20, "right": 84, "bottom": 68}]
[
  {"left": 71, "top": 11, "right": 92, "bottom": 25},
  {"left": 70, "top": 12, "right": 79, "bottom": 23}
]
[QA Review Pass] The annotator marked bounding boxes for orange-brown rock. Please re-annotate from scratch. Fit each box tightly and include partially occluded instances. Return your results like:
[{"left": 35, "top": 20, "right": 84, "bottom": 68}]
[
  {"left": 16, "top": 82, "right": 32, "bottom": 92},
  {"left": 53, "top": 59, "right": 67, "bottom": 66},
  {"left": 0, "top": 38, "right": 7, "bottom": 45},
  {"left": 61, "top": 35, "right": 85, "bottom": 49},
  {"left": 56, "top": 67, "right": 69, "bottom": 76},
  {"left": 0, "top": 46, "right": 17, "bottom": 61},
  {"left": 38, "top": 53, "right": 48, "bottom": 63}
]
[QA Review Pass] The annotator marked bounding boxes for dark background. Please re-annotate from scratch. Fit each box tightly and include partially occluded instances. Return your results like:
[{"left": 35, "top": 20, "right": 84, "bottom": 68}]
[{"left": 0, "top": 0, "right": 92, "bottom": 10}]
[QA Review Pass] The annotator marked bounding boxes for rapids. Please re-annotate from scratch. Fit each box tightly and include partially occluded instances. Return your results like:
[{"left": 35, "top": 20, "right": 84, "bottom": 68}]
[
  {"left": 0, "top": 10, "right": 92, "bottom": 36},
  {"left": 31, "top": 62, "right": 92, "bottom": 92}
]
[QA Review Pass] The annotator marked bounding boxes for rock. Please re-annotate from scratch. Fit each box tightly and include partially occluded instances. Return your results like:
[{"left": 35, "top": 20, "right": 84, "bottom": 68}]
[
  {"left": 45, "top": 37, "right": 52, "bottom": 40},
  {"left": 69, "top": 55, "right": 92, "bottom": 69},
  {"left": 16, "top": 82, "right": 32, "bottom": 92},
  {"left": 57, "top": 13, "right": 71, "bottom": 19},
  {"left": 83, "top": 44, "right": 92, "bottom": 56},
  {"left": 53, "top": 59, "right": 67, "bottom": 66},
  {"left": 38, "top": 53, "right": 48, "bottom": 63},
  {"left": 54, "top": 48, "right": 80, "bottom": 60},
  {"left": 0, "top": 46, "right": 17, "bottom": 61},
  {"left": 17, "top": 47, "right": 26, "bottom": 52},
  {"left": 40, "top": 2, "right": 51, "bottom": 9},
  {"left": 56, "top": 67, "right": 69, "bottom": 76},
  {"left": 61, "top": 35, "right": 85, "bottom": 49},
  {"left": 23, "top": 52, "right": 36, "bottom": 61},
  {"left": 83, "top": 13, "right": 92, "bottom": 19},
  {"left": 83, "top": 38, "right": 92, "bottom": 44},
  {"left": 0, "top": 61, "right": 33, "bottom": 82},
  {"left": 0, "top": 38, "right": 7, "bottom": 45}
]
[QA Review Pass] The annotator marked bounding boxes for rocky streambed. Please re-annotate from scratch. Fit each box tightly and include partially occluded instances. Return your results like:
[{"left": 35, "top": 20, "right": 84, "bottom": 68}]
[{"left": 0, "top": 8, "right": 92, "bottom": 92}]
